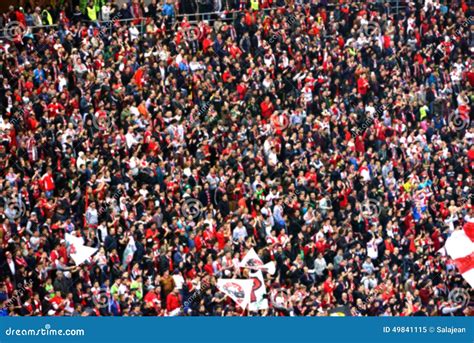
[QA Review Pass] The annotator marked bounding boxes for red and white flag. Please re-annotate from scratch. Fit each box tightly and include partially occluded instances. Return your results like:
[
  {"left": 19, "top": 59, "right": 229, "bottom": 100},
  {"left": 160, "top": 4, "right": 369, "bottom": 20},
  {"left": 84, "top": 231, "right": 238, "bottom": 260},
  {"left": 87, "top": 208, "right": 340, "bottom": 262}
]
[
  {"left": 445, "top": 221, "right": 474, "bottom": 288},
  {"left": 240, "top": 248, "right": 276, "bottom": 275},
  {"left": 65, "top": 233, "right": 98, "bottom": 266},
  {"left": 122, "top": 236, "right": 137, "bottom": 268},
  {"left": 240, "top": 248, "right": 264, "bottom": 268},
  {"left": 217, "top": 279, "right": 253, "bottom": 309},
  {"left": 248, "top": 270, "right": 269, "bottom": 311}
]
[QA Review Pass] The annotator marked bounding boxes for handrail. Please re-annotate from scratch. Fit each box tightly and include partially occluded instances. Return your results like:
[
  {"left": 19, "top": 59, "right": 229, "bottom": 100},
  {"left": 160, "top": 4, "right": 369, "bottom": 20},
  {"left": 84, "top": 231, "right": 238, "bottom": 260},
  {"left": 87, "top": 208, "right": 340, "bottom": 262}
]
[
  {"left": 0, "top": 2, "right": 411, "bottom": 40},
  {"left": 0, "top": 6, "right": 281, "bottom": 39},
  {"left": 174, "top": 5, "right": 285, "bottom": 18}
]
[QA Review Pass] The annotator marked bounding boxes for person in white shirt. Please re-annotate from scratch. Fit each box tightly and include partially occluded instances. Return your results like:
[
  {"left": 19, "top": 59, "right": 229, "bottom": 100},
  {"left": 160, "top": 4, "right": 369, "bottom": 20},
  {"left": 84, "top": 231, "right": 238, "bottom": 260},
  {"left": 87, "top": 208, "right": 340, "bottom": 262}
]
[
  {"left": 362, "top": 257, "right": 376, "bottom": 274},
  {"left": 313, "top": 253, "right": 327, "bottom": 279},
  {"left": 172, "top": 270, "right": 185, "bottom": 290},
  {"left": 101, "top": 2, "right": 112, "bottom": 21},
  {"left": 265, "top": 188, "right": 279, "bottom": 206},
  {"left": 125, "top": 127, "right": 139, "bottom": 149},
  {"left": 233, "top": 221, "right": 247, "bottom": 242},
  {"left": 129, "top": 23, "right": 140, "bottom": 41},
  {"left": 267, "top": 146, "right": 278, "bottom": 167}
]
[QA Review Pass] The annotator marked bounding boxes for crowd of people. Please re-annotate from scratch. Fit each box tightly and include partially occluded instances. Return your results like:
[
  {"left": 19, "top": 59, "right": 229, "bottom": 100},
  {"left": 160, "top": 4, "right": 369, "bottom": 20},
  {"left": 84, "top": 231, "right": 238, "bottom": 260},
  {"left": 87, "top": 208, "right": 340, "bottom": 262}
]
[{"left": 0, "top": 0, "right": 473, "bottom": 317}]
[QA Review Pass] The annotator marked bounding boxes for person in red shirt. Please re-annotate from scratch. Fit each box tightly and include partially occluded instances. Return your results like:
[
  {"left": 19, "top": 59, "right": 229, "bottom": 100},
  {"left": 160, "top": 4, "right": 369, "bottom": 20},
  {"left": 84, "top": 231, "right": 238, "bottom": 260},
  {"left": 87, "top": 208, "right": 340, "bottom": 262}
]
[
  {"left": 203, "top": 255, "right": 214, "bottom": 275},
  {"left": 49, "top": 291, "right": 64, "bottom": 315},
  {"left": 166, "top": 288, "right": 181, "bottom": 314},
  {"left": 41, "top": 167, "right": 55, "bottom": 199},
  {"left": 47, "top": 98, "right": 65, "bottom": 118},
  {"left": 357, "top": 73, "right": 369, "bottom": 102},
  {"left": 315, "top": 236, "right": 328, "bottom": 254},
  {"left": 215, "top": 227, "right": 227, "bottom": 250},
  {"left": 194, "top": 231, "right": 203, "bottom": 252},
  {"left": 144, "top": 287, "right": 162, "bottom": 314},
  {"left": 222, "top": 68, "right": 235, "bottom": 84},
  {"left": 260, "top": 96, "right": 274, "bottom": 119}
]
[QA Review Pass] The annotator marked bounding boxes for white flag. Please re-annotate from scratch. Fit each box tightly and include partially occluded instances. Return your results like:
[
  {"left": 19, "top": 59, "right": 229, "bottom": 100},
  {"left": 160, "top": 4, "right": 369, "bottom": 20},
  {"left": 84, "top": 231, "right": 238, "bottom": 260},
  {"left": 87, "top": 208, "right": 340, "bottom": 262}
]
[
  {"left": 217, "top": 279, "right": 253, "bottom": 309},
  {"left": 122, "top": 236, "right": 137, "bottom": 268},
  {"left": 445, "top": 226, "right": 474, "bottom": 288},
  {"left": 65, "top": 234, "right": 97, "bottom": 266},
  {"left": 248, "top": 270, "right": 268, "bottom": 311},
  {"left": 240, "top": 248, "right": 276, "bottom": 275},
  {"left": 65, "top": 233, "right": 84, "bottom": 246},
  {"left": 262, "top": 261, "right": 276, "bottom": 275},
  {"left": 240, "top": 248, "right": 264, "bottom": 268}
]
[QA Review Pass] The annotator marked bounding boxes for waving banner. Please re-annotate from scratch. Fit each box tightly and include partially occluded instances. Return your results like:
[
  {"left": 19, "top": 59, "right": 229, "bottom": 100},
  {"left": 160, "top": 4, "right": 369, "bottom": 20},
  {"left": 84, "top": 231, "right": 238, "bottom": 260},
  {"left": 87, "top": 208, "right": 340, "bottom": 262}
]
[
  {"left": 217, "top": 279, "right": 253, "bottom": 309},
  {"left": 248, "top": 270, "right": 269, "bottom": 311},
  {"left": 240, "top": 248, "right": 276, "bottom": 275},
  {"left": 65, "top": 233, "right": 97, "bottom": 266},
  {"left": 122, "top": 236, "right": 137, "bottom": 268},
  {"left": 445, "top": 221, "right": 474, "bottom": 288},
  {"left": 65, "top": 233, "right": 84, "bottom": 246}
]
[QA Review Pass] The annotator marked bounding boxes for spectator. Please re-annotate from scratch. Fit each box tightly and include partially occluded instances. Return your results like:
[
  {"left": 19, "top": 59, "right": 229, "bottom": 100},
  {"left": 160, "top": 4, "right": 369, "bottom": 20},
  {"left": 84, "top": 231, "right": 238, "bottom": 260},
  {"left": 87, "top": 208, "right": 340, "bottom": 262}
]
[{"left": 0, "top": 0, "right": 472, "bottom": 318}]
